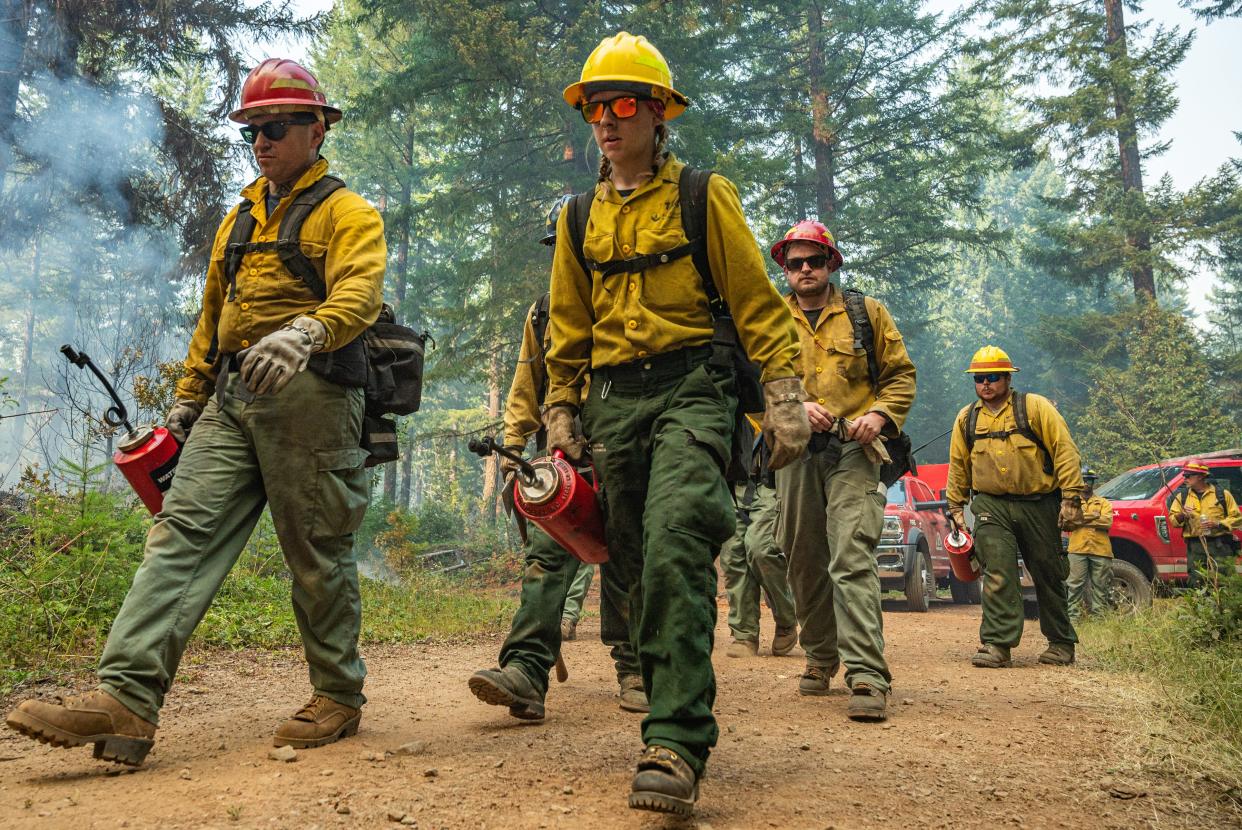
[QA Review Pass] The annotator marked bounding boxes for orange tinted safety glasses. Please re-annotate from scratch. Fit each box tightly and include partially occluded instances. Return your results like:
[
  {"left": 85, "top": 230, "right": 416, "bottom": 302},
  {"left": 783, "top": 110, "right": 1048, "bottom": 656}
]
[{"left": 579, "top": 95, "right": 653, "bottom": 124}]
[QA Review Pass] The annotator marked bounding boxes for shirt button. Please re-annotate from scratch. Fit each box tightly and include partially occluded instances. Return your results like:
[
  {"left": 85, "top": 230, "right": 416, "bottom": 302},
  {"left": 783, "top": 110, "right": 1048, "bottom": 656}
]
[
  {"left": 629, "top": 282, "right": 637, "bottom": 292},
  {"left": 249, "top": 268, "right": 257, "bottom": 276},
  {"left": 240, "top": 339, "right": 250, "bottom": 348},
  {"left": 240, "top": 302, "right": 250, "bottom": 310},
  {"left": 258, "top": 236, "right": 268, "bottom": 243},
  {"left": 638, "top": 350, "right": 648, "bottom": 357},
  {"left": 818, "top": 397, "right": 826, "bottom": 404},
  {"left": 622, "top": 243, "right": 632, "bottom": 253},
  {"left": 621, "top": 205, "right": 631, "bottom": 214},
  {"left": 815, "top": 366, "right": 823, "bottom": 374},
  {"left": 627, "top": 320, "right": 638, "bottom": 329}
]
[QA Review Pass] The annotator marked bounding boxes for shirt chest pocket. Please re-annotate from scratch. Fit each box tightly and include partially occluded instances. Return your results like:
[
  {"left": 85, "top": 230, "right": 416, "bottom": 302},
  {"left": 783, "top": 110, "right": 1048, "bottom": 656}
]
[
  {"left": 634, "top": 227, "right": 700, "bottom": 310},
  {"left": 830, "top": 337, "right": 869, "bottom": 381}
]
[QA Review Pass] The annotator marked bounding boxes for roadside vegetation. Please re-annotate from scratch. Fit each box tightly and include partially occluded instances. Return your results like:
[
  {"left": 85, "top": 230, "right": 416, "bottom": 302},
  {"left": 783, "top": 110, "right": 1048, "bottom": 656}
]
[
  {"left": 1078, "top": 572, "right": 1242, "bottom": 804},
  {"left": 0, "top": 464, "right": 517, "bottom": 696}
]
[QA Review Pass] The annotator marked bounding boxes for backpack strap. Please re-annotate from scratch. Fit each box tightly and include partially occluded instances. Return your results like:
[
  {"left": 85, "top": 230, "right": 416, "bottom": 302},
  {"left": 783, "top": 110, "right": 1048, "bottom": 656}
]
[
  {"left": 222, "top": 174, "right": 345, "bottom": 303},
  {"left": 677, "top": 166, "right": 719, "bottom": 317},
  {"left": 964, "top": 402, "right": 980, "bottom": 454},
  {"left": 566, "top": 191, "right": 593, "bottom": 279},
  {"left": 1013, "top": 392, "right": 1054, "bottom": 475},
  {"left": 842, "top": 288, "right": 879, "bottom": 391},
  {"left": 531, "top": 292, "right": 551, "bottom": 405}
]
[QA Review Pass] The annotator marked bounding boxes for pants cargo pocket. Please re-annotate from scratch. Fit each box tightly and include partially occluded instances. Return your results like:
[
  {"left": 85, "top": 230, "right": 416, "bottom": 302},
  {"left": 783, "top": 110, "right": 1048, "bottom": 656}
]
[{"left": 312, "top": 447, "right": 370, "bottom": 539}]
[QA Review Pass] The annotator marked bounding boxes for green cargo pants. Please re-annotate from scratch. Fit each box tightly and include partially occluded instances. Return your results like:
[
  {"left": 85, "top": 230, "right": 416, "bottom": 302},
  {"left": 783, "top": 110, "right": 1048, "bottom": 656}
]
[
  {"left": 561, "top": 563, "right": 594, "bottom": 624},
  {"left": 776, "top": 440, "right": 891, "bottom": 692},
  {"left": 1186, "top": 535, "right": 1238, "bottom": 588},
  {"left": 581, "top": 349, "right": 736, "bottom": 778},
  {"left": 719, "top": 482, "right": 796, "bottom": 643},
  {"left": 98, "top": 369, "right": 369, "bottom": 725},
  {"left": 972, "top": 492, "right": 1076, "bottom": 649},
  {"left": 498, "top": 529, "right": 637, "bottom": 696},
  {"left": 1066, "top": 553, "right": 1111, "bottom": 621}
]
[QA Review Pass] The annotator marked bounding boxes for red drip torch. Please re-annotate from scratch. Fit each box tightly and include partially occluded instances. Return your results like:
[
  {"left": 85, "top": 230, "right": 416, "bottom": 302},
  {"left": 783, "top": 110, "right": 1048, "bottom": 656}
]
[
  {"left": 61, "top": 345, "right": 180, "bottom": 515},
  {"left": 469, "top": 436, "right": 609, "bottom": 564},
  {"left": 945, "top": 512, "right": 980, "bottom": 583}
]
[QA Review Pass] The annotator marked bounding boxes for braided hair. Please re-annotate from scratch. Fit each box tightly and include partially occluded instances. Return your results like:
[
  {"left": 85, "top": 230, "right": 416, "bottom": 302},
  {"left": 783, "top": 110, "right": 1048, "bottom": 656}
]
[{"left": 596, "top": 100, "right": 668, "bottom": 184}]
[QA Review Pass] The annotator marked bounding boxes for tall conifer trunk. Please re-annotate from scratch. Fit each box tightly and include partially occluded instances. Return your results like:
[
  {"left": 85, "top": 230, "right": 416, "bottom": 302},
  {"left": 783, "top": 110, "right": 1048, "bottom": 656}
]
[
  {"left": 807, "top": 5, "right": 838, "bottom": 221},
  {"left": 1103, "top": 0, "right": 1155, "bottom": 299}
]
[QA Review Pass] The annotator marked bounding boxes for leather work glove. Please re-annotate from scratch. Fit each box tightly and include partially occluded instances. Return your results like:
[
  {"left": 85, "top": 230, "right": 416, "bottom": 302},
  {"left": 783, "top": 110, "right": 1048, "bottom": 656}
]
[
  {"left": 949, "top": 507, "right": 966, "bottom": 533},
  {"left": 164, "top": 399, "right": 204, "bottom": 444},
  {"left": 542, "top": 405, "right": 586, "bottom": 462},
  {"left": 761, "top": 377, "right": 812, "bottom": 470},
  {"left": 1058, "top": 497, "right": 1085, "bottom": 531},
  {"left": 499, "top": 445, "right": 526, "bottom": 480},
  {"left": 836, "top": 417, "right": 892, "bottom": 466},
  {"left": 240, "top": 316, "right": 325, "bottom": 396}
]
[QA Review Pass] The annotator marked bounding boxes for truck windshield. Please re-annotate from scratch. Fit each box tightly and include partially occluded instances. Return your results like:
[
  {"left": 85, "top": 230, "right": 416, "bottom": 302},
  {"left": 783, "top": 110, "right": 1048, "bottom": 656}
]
[
  {"left": 886, "top": 481, "right": 906, "bottom": 505},
  {"left": 1096, "top": 467, "right": 1175, "bottom": 501}
]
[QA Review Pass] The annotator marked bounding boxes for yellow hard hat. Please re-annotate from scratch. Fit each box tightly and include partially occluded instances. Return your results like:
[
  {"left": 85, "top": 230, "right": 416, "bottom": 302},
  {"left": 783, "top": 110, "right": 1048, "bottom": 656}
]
[
  {"left": 965, "top": 345, "right": 1019, "bottom": 374},
  {"left": 563, "top": 32, "right": 689, "bottom": 120}
]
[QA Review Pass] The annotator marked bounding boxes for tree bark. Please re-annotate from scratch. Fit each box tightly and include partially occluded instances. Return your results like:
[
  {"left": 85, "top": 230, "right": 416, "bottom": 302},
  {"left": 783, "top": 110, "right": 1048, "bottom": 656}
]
[
  {"left": 807, "top": 3, "right": 838, "bottom": 221},
  {"left": 0, "top": 0, "right": 28, "bottom": 183},
  {"left": 1103, "top": 0, "right": 1156, "bottom": 299}
]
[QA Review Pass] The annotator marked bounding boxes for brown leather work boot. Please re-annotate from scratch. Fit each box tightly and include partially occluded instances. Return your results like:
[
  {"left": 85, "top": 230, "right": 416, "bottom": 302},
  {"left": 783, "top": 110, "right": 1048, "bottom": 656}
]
[
  {"left": 847, "top": 683, "right": 888, "bottom": 722},
  {"left": 617, "top": 674, "right": 650, "bottom": 713},
  {"left": 725, "top": 638, "right": 758, "bottom": 658},
  {"left": 6, "top": 689, "right": 156, "bottom": 766},
  {"left": 1038, "top": 642, "right": 1075, "bottom": 666},
  {"left": 628, "top": 744, "right": 699, "bottom": 816},
  {"left": 798, "top": 665, "right": 832, "bottom": 696},
  {"left": 273, "top": 695, "right": 361, "bottom": 748},
  {"left": 971, "top": 643, "right": 1012, "bottom": 668},
  {"left": 771, "top": 625, "right": 798, "bottom": 656},
  {"left": 468, "top": 666, "right": 545, "bottom": 720}
]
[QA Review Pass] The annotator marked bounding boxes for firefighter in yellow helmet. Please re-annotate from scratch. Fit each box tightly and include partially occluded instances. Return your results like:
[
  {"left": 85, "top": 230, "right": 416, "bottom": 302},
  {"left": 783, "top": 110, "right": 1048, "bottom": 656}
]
[
  {"left": 1063, "top": 468, "right": 1114, "bottom": 621},
  {"left": 546, "top": 32, "right": 809, "bottom": 817},
  {"left": 947, "top": 346, "right": 1085, "bottom": 668}
]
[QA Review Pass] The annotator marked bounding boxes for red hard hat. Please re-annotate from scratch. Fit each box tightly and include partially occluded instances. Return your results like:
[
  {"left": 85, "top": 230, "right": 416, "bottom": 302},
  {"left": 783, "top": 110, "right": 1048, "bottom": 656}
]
[
  {"left": 770, "top": 220, "right": 844, "bottom": 270},
  {"left": 1182, "top": 459, "right": 1210, "bottom": 476},
  {"left": 228, "top": 58, "right": 342, "bottom": 124}
]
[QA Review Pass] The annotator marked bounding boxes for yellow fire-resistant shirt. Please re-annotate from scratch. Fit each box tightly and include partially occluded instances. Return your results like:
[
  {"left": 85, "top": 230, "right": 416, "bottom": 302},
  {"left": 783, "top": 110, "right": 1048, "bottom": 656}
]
[
  {"left": 1067, "top": 494, "right": 1114, "bottom": 557},
  {"left": 502, "top": 300, "right": 550, "bottom": 449},
  {"left": 786, "top": 290, "right": 916, "bottom": 428},
  {"left": 1170, "top": 485, "right": 1241, "bottom": 538},
  {"left": 947, "top": 391, "right": 1084, "bottom": 508},
  {"left": 544, "top": 154, "right": 799, "bottom": 409},
  {"left": 176, "top": 158, "right": 387, "bottom": 403}
]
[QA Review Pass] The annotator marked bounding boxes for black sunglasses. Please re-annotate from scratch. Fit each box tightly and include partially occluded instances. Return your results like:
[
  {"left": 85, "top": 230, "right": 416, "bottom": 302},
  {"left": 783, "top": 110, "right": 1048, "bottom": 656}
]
[
  {"left": 783, "top": 254, "right": 830, "bottom": 272},
  {"left": 239, "top": 115, "right": 319, "bottom": 144},
  {"left": 973, "top": 373, "right": 1005, "bottom": 384}
]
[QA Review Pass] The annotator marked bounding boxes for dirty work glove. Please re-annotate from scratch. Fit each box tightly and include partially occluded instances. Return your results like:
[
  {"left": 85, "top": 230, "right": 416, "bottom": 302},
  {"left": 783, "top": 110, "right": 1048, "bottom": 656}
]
[
  {"left": 836, "top": 417, "right": 892, "bottom": 465},
  {"left": 761, "top": 377, "right": 811, "bottom": 470},
  {"left": 542, "top": 405, "right": 586, "bottom": 462},
  {"left": 499, "top": 445, "right": 526, "bottom": 479},
  {"left": 949, "top": 507, "right": 966, "bottom": 533},
  {"left": 239, "top": 316, "right": 325, "bottom": 396},
  {"left": 164, "top": 399, "right": 203, "bottom": 444},
  {"left": 1058, "top": 497, "right": 1084, "bottom": 531}
]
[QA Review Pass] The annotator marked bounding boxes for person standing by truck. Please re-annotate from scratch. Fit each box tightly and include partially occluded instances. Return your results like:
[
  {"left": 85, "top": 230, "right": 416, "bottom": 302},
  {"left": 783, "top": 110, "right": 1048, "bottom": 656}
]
[
  {"left": 947, "top": 346, "right": 1084, "bottom": 668},
  {"left": 1170, "top": 459, "right": 1241, "bottom": 586},
  {"left": 1064, "top": 468, "right": 1114, "bottom": 621}
]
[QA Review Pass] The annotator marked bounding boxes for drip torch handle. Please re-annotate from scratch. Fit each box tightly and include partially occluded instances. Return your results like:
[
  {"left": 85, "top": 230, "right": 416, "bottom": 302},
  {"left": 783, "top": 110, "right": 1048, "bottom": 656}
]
[
  {"left": 60, "top": 344, "right": 134, "bottom": 434},
  {"left": 467, "top": 436, "right": 538, "bottom": 482}
]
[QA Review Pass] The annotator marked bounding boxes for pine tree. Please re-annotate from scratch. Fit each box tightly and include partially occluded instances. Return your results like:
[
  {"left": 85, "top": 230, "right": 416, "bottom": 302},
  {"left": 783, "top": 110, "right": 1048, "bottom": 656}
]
[{"left": 1076, "top": 301, "right": 1239, "bottom": 475}]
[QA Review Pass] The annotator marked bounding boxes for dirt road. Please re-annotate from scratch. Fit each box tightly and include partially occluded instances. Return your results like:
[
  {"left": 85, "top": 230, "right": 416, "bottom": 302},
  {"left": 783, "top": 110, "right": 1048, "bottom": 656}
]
[{"left": 1, "top": 600, "right": 1235, "bottom": 829}]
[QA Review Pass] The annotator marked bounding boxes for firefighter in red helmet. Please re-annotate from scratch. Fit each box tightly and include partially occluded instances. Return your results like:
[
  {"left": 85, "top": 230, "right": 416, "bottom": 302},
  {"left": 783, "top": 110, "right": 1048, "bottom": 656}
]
[{"left": 6, "top": 58, "right": 386, "bottom": 764}]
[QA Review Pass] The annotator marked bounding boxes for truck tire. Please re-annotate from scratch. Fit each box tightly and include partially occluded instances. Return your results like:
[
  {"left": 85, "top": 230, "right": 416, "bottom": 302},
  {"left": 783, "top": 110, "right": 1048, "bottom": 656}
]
[
  {"left": 905, "top": 546, "right": 933, "bottom": 612},
  {"left": 1108, "top": 559, "right": 1153, "bottom": 613},
  {"left": 949, "top": 571, "right": 981, "bottom": 605}
]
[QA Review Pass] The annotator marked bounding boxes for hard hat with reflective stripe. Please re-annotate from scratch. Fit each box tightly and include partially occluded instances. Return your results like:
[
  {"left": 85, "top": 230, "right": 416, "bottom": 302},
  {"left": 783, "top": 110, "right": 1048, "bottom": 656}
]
[
  {"left": 1081, "top": 467, "right": 1098, "bottom": 481},
  {"left": 229, "top": 58, "right": 341, "bottom": 124},
  {"left": 965, "top": 345, "right": 1019, "bottom": 374},
  {"left": 1182, "top": 459, "right": 1210, "bottom": 476},
  {"left": 770, "top": 220, "right": 844, "bottom": 270},
  {"left": 563, "top": 32, "right": 688, "bottom": 120}
]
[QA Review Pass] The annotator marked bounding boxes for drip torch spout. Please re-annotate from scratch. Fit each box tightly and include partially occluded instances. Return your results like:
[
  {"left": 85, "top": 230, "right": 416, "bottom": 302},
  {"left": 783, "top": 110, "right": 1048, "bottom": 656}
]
[
  {"left": 60, "top": 344, "right": 135, "bottom": 435},
  {"left": 468, "top": 436, "right": 538, "bottom": 483}
]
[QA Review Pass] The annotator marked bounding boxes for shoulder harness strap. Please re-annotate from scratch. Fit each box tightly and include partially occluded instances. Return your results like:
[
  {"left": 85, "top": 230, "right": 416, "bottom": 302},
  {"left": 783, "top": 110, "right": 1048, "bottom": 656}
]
[
  {"left": 842, "top": 288, "right": 879, "bottom": 391},
  {"left": 222, "top": 174, "right": 346, "bottom": 303},
  {"left": 531, "top": 292, "right": 551, "bottom": 404},
  {"left": 677, "top": 166, "right": 719, "bottom": 317},
  {"left": 1013, "top": 392, "right": 1054, "bottom": 475},
  {"left": 566, "top": 191, "right": 593, "bottom": 279}
]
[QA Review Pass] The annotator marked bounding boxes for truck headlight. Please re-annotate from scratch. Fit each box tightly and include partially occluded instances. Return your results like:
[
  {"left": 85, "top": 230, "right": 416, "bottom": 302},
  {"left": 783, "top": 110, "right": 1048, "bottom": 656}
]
[{"left": 881, "top": 515, "right": 903, "bottom": 543}]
